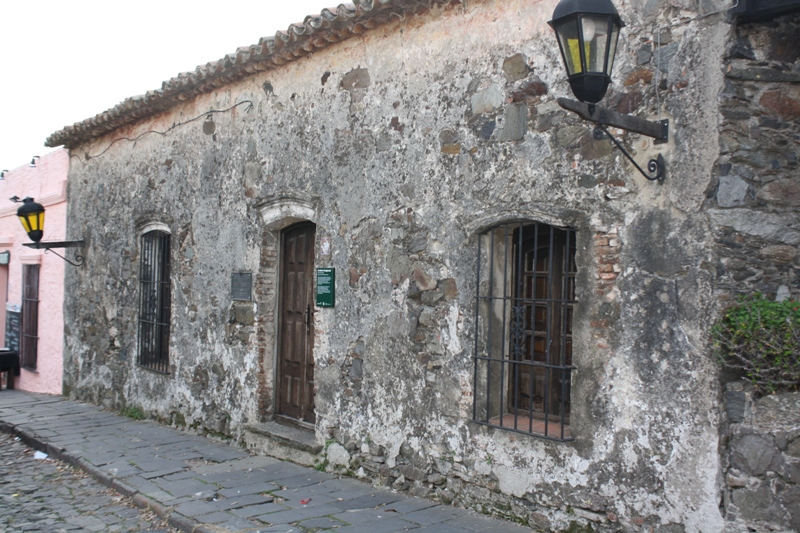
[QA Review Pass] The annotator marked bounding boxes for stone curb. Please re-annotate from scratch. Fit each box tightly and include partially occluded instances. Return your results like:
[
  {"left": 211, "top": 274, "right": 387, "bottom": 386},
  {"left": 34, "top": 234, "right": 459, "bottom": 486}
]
[{"left": 0, "top": 421, "right": 208, "bottom": 533}]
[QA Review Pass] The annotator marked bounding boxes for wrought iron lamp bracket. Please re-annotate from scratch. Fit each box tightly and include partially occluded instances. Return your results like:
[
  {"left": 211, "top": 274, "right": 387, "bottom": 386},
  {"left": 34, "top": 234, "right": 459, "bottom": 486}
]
[
  {"left": 23, "top": 239, "right": 86, "bottom": 267},
  {"left": 592, "top": 125, "right": 666, "bottom": 184},
  {"left": 557, "top": 97, "right": 669, "bottom": 184}
]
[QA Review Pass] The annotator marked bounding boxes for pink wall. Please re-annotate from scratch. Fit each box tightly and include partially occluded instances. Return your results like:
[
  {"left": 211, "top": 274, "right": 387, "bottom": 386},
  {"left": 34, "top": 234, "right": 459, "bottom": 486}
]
[{"left": 0, "top": 149, "right": 69, "bottom": 395}]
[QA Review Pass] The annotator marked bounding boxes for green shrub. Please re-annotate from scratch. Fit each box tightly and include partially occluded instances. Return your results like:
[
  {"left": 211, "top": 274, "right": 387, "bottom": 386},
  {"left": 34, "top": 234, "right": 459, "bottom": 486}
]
[
  {"left": 120, "top": 406, "right": 145, "bottom": 420},
  {"left": 713, "top": 294, "right": 800, "bottom": 394}
]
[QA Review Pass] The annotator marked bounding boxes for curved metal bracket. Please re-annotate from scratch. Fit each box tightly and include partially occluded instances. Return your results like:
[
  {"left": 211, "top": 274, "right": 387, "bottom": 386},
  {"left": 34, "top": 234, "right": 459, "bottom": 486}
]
[
  {"left": 556, "top": 97, "right": 669, "bottom": 185},
  {"left": 593, "top": 126, "right": 666, "bottom": 184},
  {"left": 44, "top": 247, "right": 85, "bottom": 267},
  {"left": 22, "top": 239, "right": 86, "bottom": 267}
]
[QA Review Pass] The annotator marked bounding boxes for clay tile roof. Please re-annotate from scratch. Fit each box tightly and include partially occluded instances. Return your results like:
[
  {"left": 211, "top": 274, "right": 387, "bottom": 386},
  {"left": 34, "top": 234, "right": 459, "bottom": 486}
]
[{"left": 46, "top": 0, "right": 448, "bottom": 150}]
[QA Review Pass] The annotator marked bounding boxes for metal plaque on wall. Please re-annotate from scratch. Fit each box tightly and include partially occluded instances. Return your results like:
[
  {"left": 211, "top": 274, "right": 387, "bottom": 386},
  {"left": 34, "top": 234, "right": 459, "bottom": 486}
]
[
  {"left": 316, "top": 268, "right": 335, "bottom": 308},
  {"left": 231, "top": 272, "right": 253, "bottom": 301}
]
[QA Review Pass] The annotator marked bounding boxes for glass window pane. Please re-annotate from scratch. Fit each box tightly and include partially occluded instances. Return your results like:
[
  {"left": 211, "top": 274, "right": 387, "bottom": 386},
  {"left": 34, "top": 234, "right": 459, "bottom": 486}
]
[
  {"left": 581, "top": 15, "right": 610, "bottom": 73},
  {"left": 556, "top": 20, "right": 582, "bottom": 75},
  {"left": 608, "top": 25, "right": 620, "bottom": 75}
]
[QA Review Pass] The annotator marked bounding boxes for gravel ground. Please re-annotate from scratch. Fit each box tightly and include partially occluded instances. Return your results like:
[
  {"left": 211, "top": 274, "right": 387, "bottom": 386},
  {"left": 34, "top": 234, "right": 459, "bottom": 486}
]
[{"left": 0, "top": 432, "right": 179, "bottom": 533}]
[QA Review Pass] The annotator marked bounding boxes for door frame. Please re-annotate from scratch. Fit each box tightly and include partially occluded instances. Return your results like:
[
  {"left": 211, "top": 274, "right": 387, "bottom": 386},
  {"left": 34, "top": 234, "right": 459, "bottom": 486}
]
[
  {"left": 256, "top": 196, "right": 321, "bottom": 425},
  {"left": 275, "top": 221, "right": 316, "bottom": 424}
]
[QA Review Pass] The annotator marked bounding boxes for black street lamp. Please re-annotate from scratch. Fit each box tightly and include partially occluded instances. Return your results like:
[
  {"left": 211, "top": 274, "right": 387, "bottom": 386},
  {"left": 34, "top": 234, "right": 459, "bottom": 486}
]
[
  {"left": 549, "top": 0, "right": 669, "bottom": 183},
  {"left": 549, "top": 0, "right": 623, "bottom": 104},
  {"left": 9, "top": 196, "right": 85, "bottom": 266},
  {"left": 15, "top": 197, "right": 45, "bottom": 243}
]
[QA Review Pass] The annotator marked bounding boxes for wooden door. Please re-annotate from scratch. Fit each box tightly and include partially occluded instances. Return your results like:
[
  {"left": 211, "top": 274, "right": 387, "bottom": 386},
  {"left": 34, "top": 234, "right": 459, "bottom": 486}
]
[{"left": 277, "top": 223, "right": 316, "bottom": 423}]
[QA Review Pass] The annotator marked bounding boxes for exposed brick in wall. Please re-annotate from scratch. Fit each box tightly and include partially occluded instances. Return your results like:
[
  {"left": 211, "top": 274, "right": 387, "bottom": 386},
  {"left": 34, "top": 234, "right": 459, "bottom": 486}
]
[
  {"left": 255, "top": 231, "right": 279, "bottom": 421},
  {"left": 591, "top": 230, "right": 621, "bottom": 348}
]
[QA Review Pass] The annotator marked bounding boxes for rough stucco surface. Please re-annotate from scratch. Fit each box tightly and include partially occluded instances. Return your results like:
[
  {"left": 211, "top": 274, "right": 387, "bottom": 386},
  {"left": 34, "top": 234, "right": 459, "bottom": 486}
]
[
  {"left": 58, "top": 1, "right": 799, "bottom": 531},
  {"left": 0, "top": 149, "right": 68, "bottom": 395}
]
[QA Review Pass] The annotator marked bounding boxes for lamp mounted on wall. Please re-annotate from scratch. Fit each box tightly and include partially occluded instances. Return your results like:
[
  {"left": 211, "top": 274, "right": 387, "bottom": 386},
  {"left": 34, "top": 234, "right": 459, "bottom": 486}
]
[
  {"left": 0, "top": 170, "right": 7, "bottom": 179},
  {"left": 29, "top": 156, "right": 40, "bottom": 168},
  {"left": 9, "top": 196, "right": 85, "bottom": 267},
  {"left": 549, "top": 0, "right": 668, "bottom": 183}
]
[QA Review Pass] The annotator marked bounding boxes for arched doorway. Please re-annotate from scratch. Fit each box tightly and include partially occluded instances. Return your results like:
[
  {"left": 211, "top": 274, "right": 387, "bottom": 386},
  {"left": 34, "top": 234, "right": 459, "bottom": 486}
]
[{"left": 276, "top": 222, "right": 316, "bottom": 424}]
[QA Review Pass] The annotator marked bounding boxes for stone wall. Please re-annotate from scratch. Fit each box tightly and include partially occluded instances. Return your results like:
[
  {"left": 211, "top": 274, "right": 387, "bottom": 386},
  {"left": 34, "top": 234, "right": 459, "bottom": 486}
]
[
  {"left": 55, "top": 0, "right": 795, "bottom": 531},
  {"left": 712, "top": 12, "right": 800, "bottom": 302},
  {"left": 722, "top": 384, "right": 800, "bottom": 531},
  {"left": 713, "top": 10, "right": 800, "bottom": 531}
]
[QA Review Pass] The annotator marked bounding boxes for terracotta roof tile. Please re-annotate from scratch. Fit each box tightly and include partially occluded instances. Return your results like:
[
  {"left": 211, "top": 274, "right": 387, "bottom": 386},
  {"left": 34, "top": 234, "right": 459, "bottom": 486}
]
[{"left": 46, "top": 0, "right": 447, "bottom": 149}]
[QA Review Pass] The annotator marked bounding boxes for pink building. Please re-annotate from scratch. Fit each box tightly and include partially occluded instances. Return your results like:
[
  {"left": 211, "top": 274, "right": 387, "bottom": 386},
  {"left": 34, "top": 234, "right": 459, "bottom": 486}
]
[{"left": 0, "top": 149, "right": 68, "bottom": 394}]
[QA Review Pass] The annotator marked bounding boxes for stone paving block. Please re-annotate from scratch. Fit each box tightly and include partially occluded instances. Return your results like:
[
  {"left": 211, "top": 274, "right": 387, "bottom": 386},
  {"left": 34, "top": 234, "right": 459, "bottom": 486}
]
[
  {"left": 446, "top": 514, "right": 530, "bottom": 531},
  {"left": 192, "top": 510, "right": 238, "bottom": 524},
  {"left": 380, "top": 496, "right": 438, "bottom": 514},
  {"left": 255, "top": 503, "right": 343, "bottom": 524},
  {"left": 216, "top": 515, "right": 266, "bottom": 530},
  {"left": 172, "top": 499, "right": 231, "bottom": 517},
  {"left": 333, "top": 492, "right": 406, "bottom": 511},
  {"left": 270, "top": 471, "right": 333, "bottom": 490},
  {"left": 218, "top": 481, "right": 281, "bottom": 498},
  {"left": 313, "top": 477, "right": 368, "bottom": 491},
  {"left": 253, "top": 462, "right": 312, "bottom": 479},
  {"left": 161, "top": 469, "right": 202, "bottom": 481},
  {"left": 140, "top": 466, "right": 189, "bottom": 479},
  {"left": 230, "top": 501, "right": 288, "bottom": 518},
  {"left": 174, "top": 493, "right": 273, "bottom": 517},
  {"left": 271, "top": 490, "right": 338, "bottom": 509},
  {"left": 98, "top": 461, "right": 142, "bottom": 478},
  {"left": 416, "top": 524, "right": 479, "bottom": 532},
  {"left": 132, "top": 457, "right": 188, "bottom": 471},
  {"left": 255, "top": 525, "right": 303, "bottom": 533},
  {"left": 333, "top": 516, "right": 419, "bottom": 533},
  {"left": 154, "top": 478, "right": 216, "bottom": 499},
  {"left": 201, "top": 448, "right": 249, "bottom": 463},
  {"left": 199, "top": 471, "right": 261, "bottom": 485},
  {"left": 65, "top": 514, "right": 109, "bottom": 529},
  {"left": 402, "top": 506, "right": 465, "bottom": 526},
  {"left": 329, "top": 509, "right": 382, "bottom": 526},
  {"left": 299, "top": 515, "right": 349, "bottom": 529},
  {"left": 158, "top": 450, "right": 207, "bottom": 462}
]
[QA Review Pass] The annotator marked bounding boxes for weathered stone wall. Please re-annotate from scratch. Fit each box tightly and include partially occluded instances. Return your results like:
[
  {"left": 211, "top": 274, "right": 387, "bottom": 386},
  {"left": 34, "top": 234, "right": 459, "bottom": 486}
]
[
  {"left": 712, "top": 12, "right": 800, "bottom": 532},
  {"left": 722, "top": 384, "right": 800, "bottom": 531},
  {"left": 712, "top": 12, "right": 800, "bottom": 302},
  {"left": 58, "top": 0, "right": 770, "bottom": 531}
]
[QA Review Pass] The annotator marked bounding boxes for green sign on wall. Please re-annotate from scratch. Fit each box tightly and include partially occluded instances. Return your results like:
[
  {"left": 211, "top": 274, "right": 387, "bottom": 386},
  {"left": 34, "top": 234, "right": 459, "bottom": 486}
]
[{"left": 316, "top": 268, "right": 335, "bottom": 308}]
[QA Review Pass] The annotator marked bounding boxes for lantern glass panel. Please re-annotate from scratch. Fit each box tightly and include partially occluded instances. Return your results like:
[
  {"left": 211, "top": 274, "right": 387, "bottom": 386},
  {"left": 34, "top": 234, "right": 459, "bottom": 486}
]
[
  {"left": 580, "top": 15, "right": 610, "bottom": 74},
  {"left": 607, "top": 24, "right": 620, "bottom": 75},
  {"left": 18, "top": 216, "right": 31, "bottom": 234},
  {"left": 555, "top": 19, "right": 582, "bottom": 75}
]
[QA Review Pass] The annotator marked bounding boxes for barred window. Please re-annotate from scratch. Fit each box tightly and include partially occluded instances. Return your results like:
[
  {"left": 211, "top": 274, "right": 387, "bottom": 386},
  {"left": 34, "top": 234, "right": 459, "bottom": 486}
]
[
  {"left": 21, "top": 264, "right": 39, "bottom": 369},
  {"left": 138, "top": 230, "right": 171, "bottom": 373},
  {"left": 473, "top": 222, "right": 577, "bottom": 441}
]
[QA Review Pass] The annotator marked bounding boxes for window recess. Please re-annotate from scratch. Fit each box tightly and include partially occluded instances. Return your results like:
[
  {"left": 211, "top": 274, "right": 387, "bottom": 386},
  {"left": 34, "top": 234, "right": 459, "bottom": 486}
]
[
  {"left": 473, "top": 222, "right": 577, "bottom": 441},
  {"left": 138, "top": 230, "right": 171, "bottom": 373}
]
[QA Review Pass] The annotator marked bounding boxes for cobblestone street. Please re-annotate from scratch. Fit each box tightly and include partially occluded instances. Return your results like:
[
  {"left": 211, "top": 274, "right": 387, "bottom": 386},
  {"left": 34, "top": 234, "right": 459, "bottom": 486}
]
[
  {"left": 0, "top": 392, "right": 533, "bottom": 532},
  {"left": 0, "top": 432, "right": 177, "bottom": 533}
]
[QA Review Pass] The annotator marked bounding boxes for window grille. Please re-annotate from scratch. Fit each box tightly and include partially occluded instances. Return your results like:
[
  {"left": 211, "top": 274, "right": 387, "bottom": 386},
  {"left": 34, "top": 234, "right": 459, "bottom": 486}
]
[
  {"left": 473, "top": 222, "right": 577, "bottom": 441},
  {"left": 138, "top": 231, "right": 171, "bottom": 373},
  {"left": 21, "top": 264, "right": 39, "bottom": 369}
]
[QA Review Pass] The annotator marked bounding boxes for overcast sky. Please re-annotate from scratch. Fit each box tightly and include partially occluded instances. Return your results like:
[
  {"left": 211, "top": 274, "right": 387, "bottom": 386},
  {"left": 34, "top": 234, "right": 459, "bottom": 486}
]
[{"left": 0, "top": 0, "right": 337, "bottom": 171}]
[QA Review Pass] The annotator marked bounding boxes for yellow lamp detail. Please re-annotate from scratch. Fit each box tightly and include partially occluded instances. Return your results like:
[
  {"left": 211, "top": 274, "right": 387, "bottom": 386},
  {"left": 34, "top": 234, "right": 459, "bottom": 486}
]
[{"left": 16, "top": 197, "right": 45, "bottom": 243}]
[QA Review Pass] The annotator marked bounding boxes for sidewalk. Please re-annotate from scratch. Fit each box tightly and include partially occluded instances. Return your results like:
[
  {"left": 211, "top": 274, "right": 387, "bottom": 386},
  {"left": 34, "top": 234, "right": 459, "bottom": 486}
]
[{"left": 0, "top": 391, "right": 533, "bottom": 533}]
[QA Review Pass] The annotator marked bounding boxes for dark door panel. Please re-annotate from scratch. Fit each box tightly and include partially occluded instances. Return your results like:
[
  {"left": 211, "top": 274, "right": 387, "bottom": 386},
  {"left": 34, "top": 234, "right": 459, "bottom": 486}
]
[{"left": 277, "top": 223, "right": 316, "bottom": 423}]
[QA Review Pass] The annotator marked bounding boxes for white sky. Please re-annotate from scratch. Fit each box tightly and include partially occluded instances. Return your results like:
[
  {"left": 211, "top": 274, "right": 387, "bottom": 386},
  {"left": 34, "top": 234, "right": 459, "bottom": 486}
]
[{"left": 0, "top": 0, "right": 338, "bottom": 171}]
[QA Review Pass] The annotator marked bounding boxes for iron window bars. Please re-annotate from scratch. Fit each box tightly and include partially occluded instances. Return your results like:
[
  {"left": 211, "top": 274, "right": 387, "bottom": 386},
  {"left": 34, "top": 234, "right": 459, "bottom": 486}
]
[
  {"left": 21, "top": 264, "right": 40, "bottom": 370},
  {"left": 138, "top": 231, "right": 171, "bottom": 373},
  {"left": 473, "top": 222, "right": 577, "bottom": 441}
]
